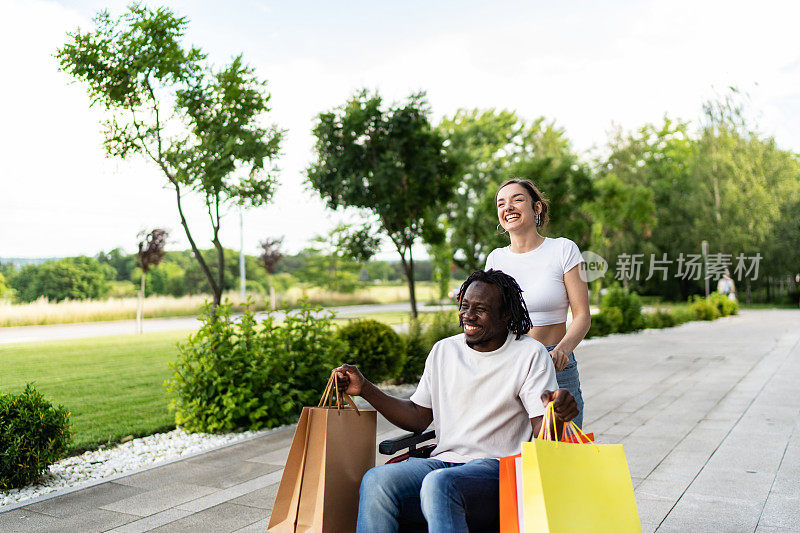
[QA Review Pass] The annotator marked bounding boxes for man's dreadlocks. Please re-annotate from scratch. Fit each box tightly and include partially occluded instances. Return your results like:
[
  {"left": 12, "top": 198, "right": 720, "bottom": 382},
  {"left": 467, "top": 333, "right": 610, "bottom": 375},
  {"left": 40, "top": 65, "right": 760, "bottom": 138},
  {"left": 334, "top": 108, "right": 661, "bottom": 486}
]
[{"left": 457, "top": 269, "right": 532, "bottom": 339}]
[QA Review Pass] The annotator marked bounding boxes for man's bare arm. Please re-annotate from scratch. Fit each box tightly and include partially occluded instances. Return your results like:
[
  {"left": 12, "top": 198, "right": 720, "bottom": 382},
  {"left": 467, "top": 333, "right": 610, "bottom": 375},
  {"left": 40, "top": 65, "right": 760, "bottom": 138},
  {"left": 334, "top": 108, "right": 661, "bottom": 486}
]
[{"left": 336, "top": 364, "right": 433, "bottom": 433}]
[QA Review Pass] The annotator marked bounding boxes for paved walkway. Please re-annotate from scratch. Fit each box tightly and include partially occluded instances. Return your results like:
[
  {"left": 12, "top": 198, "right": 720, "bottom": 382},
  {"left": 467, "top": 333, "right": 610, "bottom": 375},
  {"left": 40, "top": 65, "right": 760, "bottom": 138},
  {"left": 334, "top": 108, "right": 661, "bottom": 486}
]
[{"left": 1, "top": 309, "right": 798, "bottom": 532}]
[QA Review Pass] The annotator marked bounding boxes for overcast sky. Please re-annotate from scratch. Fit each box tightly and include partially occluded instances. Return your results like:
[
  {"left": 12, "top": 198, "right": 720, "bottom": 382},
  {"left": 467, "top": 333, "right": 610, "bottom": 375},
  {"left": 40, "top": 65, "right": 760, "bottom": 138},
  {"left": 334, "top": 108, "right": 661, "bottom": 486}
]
[{"left": 2, "top": 0, "right": 799, "bottom": 259}]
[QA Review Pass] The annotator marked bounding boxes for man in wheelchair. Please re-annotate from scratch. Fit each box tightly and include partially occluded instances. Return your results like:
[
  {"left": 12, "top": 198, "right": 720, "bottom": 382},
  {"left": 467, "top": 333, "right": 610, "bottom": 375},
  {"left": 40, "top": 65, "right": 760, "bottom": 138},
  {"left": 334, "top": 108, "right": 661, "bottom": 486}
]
[{"left": 334, "top": 269, "right": 578, "bottom": 533}]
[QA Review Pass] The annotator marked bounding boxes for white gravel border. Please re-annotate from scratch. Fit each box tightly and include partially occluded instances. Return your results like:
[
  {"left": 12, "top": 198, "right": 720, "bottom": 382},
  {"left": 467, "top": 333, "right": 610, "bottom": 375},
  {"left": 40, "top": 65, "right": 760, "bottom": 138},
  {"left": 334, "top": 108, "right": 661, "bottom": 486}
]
[
  {"left": 0, "top": 384, "right": 417, "bottom": 514},
  {"left": 0, "top": 426, "right": 284, "bottom": 512}
]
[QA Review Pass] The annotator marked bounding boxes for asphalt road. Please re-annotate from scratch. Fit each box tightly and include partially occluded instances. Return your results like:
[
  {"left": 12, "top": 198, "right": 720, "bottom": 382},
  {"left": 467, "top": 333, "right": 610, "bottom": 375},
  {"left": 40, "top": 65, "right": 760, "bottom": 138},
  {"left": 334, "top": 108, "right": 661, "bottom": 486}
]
[{"left": 0, "top": 302, "right": 457, "bottom": 345}]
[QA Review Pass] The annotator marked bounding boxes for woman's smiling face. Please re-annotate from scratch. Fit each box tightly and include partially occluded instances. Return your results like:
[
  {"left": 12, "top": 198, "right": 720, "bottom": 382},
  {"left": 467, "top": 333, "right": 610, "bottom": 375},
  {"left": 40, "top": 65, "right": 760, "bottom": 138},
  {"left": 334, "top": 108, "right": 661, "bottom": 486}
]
[{"left": 496, "top": 182, "right": 538, "bottom": 232}]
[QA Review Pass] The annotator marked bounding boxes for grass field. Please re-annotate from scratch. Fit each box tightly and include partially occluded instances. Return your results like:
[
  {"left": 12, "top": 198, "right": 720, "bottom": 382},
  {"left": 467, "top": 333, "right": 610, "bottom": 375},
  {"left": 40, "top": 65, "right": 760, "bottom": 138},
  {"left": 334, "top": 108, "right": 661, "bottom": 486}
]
[
  {"left": 0, "top": 330, "right": 190, "bottom": 453},
  {"left": 0, "top": 282, "right": 445, "bottom": 327}
]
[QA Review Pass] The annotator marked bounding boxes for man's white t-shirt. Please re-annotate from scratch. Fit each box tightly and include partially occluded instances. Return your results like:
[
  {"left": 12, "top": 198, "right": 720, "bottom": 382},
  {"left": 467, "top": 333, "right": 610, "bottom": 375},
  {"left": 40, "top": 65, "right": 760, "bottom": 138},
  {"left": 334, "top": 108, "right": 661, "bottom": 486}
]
[{"left": 409, "top": 331, "right": 558, "bottom": 463}]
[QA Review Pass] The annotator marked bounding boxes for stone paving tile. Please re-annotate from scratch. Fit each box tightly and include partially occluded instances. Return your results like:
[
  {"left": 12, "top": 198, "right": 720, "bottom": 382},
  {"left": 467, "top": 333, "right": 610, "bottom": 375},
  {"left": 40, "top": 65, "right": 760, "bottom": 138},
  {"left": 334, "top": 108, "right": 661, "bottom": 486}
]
[
  {"left": 117, "top": 460, "right": 280, "bottom": 491},
  {"left": 755, "top": 526, "right": 797, "bottom": 533},
  {"left": 658, "top": 492, "right": 763, "bottom": 532},
  {"left": 646, "top": 450, "right": 710, "bottom": 482},
  {"left": 100, "top": 483, "right": 217, "bottom": 517},
  {"left": 148, "top": 503, "right": 266, "bottom": 532},
  {"left": 633, "top": 496, "right": 675, "bottom": 529},
  {"left": 635, "top": 477, "right": 691, "bottom": 502},
  {"left": 23, "top": 481, "right": 144, "bottom": 518},
  {"left": 758, "top": 494, "right": 800, "bottom": 529},
  {"left": 233, "top": 517, "right": 270, "bottom": 532},
  {"left": 107, "top": 509, "right": 192, "bottom": 533},
  {"left": 0, "top": 509, "right": 60, "bottom": 532},
  {"left": 37, "top": 508, "right": 139, "bottom": 533},
  {"left": 228, "top": 483, "right": 279, "bottom": 511},
  {"left": 175, "top": 471, "right": 283, "bottom": 513}
]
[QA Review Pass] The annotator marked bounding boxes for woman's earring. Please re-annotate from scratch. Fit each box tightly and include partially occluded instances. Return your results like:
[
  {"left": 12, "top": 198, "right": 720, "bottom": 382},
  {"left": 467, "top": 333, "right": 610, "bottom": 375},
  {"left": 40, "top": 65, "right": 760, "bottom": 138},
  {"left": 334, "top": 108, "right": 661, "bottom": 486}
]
[
  {"left": 496, "top": 223, "right": 508, "bottom": 235},
  {"left": 535, "top": 213, "right": 542, "bottom": 226}
]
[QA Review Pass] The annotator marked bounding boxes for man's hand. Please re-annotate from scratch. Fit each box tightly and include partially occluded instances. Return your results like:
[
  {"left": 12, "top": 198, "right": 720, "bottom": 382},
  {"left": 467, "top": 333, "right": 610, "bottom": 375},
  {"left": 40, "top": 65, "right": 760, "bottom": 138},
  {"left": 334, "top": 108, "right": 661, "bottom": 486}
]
[
  {"left": 335, "top": 364, "right": 366, "bottom": 396},
  {"left": 541, "top": 389, "right": 579, "bottom": 422},
  {"left": 548, "top": 347, "right": 569, "bottom": 372}
]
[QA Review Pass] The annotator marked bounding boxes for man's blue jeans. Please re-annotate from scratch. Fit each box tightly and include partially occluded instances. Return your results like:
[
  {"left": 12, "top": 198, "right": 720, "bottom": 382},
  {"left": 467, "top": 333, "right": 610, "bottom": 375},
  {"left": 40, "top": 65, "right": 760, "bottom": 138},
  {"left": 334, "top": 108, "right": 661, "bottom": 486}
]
[{"left": 357, "top": 457, "right": 499, "bottom": 533}]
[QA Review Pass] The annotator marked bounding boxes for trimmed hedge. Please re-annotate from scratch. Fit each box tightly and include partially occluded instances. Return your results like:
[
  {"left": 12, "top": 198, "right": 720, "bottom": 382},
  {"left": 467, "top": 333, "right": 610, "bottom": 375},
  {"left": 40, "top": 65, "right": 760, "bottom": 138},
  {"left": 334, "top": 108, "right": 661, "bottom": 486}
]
[
  {"left": 338, "top": 319, "right": 406, "bottom": 384},
  {"left": 1, "top": 384, "right": 71, "bottom": 489}
]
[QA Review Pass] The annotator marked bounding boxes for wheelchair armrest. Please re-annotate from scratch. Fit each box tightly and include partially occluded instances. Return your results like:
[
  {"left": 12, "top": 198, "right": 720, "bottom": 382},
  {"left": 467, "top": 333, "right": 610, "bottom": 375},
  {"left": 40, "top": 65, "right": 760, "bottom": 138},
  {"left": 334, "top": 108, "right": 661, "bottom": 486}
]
[{"left": 378, "top": 430, "right": 436, "bottom": 455}]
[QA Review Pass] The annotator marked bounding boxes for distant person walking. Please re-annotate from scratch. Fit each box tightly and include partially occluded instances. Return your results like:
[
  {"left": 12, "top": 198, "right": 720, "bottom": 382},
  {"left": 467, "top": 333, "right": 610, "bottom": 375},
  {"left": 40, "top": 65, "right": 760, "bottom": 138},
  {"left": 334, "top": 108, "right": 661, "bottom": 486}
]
[
  {"left": 718, "top": 271, "right": 737, "bottom": 301},
  {"left": 485, "top": 179, "right": 591, "bottom": 428}
]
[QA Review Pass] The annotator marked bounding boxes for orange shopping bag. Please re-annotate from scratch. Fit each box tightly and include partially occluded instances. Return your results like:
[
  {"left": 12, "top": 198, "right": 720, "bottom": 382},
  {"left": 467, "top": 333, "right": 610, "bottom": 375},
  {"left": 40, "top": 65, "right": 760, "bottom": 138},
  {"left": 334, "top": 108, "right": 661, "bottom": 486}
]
[{"left": 499, "top": 413, "right": 595, "bottom": 533}]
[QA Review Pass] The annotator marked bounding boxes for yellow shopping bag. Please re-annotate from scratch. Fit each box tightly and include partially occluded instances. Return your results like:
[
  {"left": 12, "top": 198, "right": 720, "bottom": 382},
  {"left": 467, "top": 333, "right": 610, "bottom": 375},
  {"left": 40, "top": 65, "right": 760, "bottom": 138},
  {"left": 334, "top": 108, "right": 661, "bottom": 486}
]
[{"left": 520, "top": 403, "right": 641, "bottom": 532}]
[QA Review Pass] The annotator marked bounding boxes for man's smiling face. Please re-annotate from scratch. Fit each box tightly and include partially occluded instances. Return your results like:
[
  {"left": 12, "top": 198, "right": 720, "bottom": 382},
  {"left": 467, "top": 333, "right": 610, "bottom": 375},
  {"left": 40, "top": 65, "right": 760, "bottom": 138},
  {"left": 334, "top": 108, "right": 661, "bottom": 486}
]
[{"left": 458, "top": 280, "right": 510, "bottom": 352}]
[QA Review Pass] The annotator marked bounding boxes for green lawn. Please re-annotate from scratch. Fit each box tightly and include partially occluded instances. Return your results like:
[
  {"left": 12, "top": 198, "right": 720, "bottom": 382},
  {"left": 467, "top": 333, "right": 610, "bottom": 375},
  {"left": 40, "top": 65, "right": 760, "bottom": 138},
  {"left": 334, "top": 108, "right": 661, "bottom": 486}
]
[
  {"left": 0, "top": 308, "right": 457, "bottom": 455},
  {"left": 0, "top": 330, "right": 191, "bottom": 454}
]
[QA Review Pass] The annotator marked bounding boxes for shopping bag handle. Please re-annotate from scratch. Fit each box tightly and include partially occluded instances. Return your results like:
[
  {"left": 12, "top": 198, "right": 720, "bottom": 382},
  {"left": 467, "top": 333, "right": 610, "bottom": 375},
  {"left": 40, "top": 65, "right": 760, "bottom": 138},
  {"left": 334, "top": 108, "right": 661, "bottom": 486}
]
[
  {"left": 538, "top": 402, "right": 598, "bottom": 451},
  {"left": 318, "top": 370, "right": 361, "bottom": 414}
]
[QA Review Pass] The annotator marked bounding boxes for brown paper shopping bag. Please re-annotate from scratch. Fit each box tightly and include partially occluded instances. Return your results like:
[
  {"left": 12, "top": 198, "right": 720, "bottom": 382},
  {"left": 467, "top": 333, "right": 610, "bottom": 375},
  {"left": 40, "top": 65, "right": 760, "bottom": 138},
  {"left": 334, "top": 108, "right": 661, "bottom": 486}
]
[{"left": 268, "top": 371, "right": 377, "bottom": 533}]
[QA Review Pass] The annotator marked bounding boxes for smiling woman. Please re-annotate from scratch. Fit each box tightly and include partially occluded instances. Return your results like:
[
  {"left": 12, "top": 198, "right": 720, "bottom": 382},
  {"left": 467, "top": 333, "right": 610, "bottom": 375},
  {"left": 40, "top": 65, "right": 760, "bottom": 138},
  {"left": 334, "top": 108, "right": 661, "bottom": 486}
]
[{"left": 486, "top": 178, "right": 591, "bottom": 428}]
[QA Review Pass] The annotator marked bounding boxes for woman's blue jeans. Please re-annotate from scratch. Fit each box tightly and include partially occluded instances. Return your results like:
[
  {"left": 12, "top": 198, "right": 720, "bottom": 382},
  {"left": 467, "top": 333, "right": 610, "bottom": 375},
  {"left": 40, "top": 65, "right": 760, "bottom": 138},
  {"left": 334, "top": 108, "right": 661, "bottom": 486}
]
[
  {"left": 356, "top": 457, "right": 499, "bottom": 533},
  {"left": 546, "top": 344, "right": 584, "bottom": 429}
]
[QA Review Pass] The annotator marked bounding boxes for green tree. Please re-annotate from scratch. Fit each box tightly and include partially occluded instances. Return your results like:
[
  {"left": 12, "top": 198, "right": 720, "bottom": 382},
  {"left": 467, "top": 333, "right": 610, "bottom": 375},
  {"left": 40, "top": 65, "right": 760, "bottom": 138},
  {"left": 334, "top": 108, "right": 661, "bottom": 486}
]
[
  {"left": 438, "top": 110, "right": 590, "bottom": 271},
  {"left": 57, "top": 5, "right": 283, "bottom": 313},
  {"left": 96, "top": 248, "right": 136, "bottom": 281},
  {"left": 294, "top": 225, "right": 373, "bottom": 293},
  {"left": 600, "top": 118, "right": 699, "bottom": 299},
  {"left": 10, "top": 257, "right": 111, "bottom": 302},
  {"left": 437, "top": 109, "right": 519, "bottom": 271},
  {"left": 307, "top": 91, "right": 456, "bottom": 317},
  {"left": 0, "top": 272, "right": 7, "bottom": 300}
]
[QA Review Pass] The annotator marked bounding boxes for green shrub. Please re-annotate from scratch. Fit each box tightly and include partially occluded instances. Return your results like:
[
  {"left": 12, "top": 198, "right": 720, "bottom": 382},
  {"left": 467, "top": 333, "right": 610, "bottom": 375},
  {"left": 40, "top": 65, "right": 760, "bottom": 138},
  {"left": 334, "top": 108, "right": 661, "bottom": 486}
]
[
  {"left": 670, "top": 305, "right": 696, "bottom": 325},
  {"left": 690, "top": 295, "right": 721, "bottom": 321},
  {"left": 425, "top": 310, "right": 462, "bottom": 346},
  {"left": 586, "top": 307, "right": 622, "bottom": 338},
  {"left": 600, "top": 287, "right": 644, "bottom": 333},
  {"left": 397, "top": 320, "right": 431, "bottom": 384},
  {"left": 0, "top": 384, "right": 71, "bottom": 489},
  {"left": 643, "top": 309, "right": 676, "bottom": 329},
  {"left": 166, "top": 299, "right": 346, "bottom": 433},
  {"left": 338, "top": 319, "right": 406, "bottom": 383},
  {"left": 708, "top": 291, "right": 739, "bottom": 316}
]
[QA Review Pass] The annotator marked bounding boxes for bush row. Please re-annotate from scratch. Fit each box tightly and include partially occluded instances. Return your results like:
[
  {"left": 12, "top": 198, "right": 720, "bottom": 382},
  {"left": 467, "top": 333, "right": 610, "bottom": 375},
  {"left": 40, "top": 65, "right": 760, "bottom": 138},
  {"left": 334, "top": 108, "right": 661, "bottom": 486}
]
[{"left": 587, "top": 287, "right": 739, "bottom": 338}]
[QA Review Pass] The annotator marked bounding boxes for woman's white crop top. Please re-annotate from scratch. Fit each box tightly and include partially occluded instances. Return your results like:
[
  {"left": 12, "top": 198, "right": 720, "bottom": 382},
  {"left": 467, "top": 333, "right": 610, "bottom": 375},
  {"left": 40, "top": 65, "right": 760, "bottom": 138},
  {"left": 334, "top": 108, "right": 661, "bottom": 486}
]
[{"left": 484, "top": 237, "right": 584, "bottom": 326}]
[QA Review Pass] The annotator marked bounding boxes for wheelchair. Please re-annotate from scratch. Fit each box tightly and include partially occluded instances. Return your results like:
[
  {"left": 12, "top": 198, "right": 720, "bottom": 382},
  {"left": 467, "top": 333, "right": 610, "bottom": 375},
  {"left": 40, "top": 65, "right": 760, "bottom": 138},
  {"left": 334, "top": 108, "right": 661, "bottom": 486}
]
[{"left": 378, "top": 430, "right": 499, "bottom": 533}]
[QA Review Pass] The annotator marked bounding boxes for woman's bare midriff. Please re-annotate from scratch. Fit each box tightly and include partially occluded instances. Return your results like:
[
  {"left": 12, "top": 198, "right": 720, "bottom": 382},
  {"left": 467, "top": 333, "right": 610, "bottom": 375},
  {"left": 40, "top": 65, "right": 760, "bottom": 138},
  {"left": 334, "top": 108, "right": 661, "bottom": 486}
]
[{"left": 527, "top": 323, "right": 567, "bottom": 348}]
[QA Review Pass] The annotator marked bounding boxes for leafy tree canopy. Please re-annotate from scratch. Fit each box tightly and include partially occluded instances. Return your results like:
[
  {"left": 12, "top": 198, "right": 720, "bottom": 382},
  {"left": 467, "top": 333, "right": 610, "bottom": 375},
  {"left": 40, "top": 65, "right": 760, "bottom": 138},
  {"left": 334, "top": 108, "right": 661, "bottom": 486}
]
[
  {"left": 57, "top": 5, "right": 283, "bottom": 311},
  {"left": 307, "top": 90, "right": 456, "bottom": 316}
]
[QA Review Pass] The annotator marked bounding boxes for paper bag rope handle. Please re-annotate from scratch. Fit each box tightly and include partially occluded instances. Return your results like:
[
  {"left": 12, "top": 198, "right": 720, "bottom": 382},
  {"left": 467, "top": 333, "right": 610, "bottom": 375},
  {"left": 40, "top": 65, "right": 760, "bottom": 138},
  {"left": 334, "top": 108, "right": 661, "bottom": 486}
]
[
  {"left": 537, "top": 402, "right": 597, "bottom": 451},
  {"left": 318, "top": 370, "right": 361, "bottom": 415}
]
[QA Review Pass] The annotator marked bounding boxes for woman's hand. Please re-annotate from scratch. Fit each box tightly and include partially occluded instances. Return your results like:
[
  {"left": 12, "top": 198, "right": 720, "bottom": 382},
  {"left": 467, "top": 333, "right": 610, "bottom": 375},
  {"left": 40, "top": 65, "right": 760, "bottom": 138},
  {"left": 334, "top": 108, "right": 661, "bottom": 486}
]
[
  {"left": 549, "top": 346, "right": 569, "bottom": 372},
  {"left": 334, "top": 364, "right": 366, "bottom": 396}
]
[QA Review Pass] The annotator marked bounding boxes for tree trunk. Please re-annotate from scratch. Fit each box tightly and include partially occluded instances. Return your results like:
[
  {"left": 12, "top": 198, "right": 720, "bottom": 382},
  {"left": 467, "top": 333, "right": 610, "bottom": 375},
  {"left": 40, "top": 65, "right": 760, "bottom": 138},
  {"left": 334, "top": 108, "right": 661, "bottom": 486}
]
[
  {"left": 213, "top": 236, "right": 224, "bottom": 312},
  {"left": 400, "top": 247, "right": 418, "bottom": 319},
  {"left": 136, "top": 273, "right": 145, "bottom": 334},
  {"left": 745, "top": 279, "right": 751, "bottom": 305}
]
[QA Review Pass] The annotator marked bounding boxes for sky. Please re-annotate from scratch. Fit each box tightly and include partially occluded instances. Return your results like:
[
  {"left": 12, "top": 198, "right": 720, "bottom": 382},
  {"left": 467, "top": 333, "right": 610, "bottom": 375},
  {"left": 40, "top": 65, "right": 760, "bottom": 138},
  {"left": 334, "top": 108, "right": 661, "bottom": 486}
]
[{"left": 2, "top": 0, "right": 799, "bottom": 260}]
